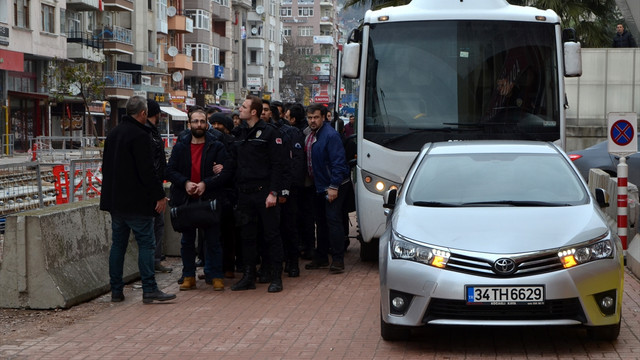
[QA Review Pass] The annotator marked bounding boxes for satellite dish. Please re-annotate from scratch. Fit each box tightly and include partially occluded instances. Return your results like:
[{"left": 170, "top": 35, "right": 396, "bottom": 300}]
[
  {"left": 168, "top": 46, "right": 178, "bottom": 57},
  {"left": 216, "top": 88, "right": 224, "bottom": 96},
  {"left": 255, "top": 5, "right": 264, "bottom": 14},
  {"left": 172, "top": 72, "right": 183, "bottom": 82},
  {"left": 167, "top": 6, "right": 176, "bottom": 17},
  {"left": 279, "top": 61, "right": 285, "bottom": 68},
  {"left": 251, "top": 27, "right": 258, "bottom": 35}
]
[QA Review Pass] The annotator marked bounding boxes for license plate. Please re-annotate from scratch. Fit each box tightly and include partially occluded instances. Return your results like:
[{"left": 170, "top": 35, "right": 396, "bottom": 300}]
[{"left": 466, "top": 285, "right": 545, "bottom": 305}]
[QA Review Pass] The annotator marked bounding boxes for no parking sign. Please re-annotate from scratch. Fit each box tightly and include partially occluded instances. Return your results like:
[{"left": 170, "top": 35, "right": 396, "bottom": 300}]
[{"left": 607, "top": 112, "right": 638, "bottom": 156}]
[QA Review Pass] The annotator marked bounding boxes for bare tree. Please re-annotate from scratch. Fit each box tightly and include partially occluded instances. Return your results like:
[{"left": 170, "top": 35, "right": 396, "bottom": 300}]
[{"left": 280, "top": 38, "right": 315, "bottom": 103}]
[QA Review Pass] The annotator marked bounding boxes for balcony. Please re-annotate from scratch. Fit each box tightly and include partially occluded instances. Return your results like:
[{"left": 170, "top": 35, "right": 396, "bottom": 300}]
[
  {"left": 320, "top": 16, "right": 333, "bottom": 26},
  {"left": 319, "top": 0, "right": 333, "bottom": 6},
  {"left": 168, "top": 15, "right": 193, "bottom": 33},
  {"left": 247, "top": 64, "right": 265, "bottom": 76},
  {"left": 66, "top": 31, "right": 104, "bottom": 62},
  {"left": 247, "top": 12, "right": 263, "bottom": 22},
  {"left": 187, "top": 62, "right": 213, "bottom": 78},
  {"left": 102, "top": 0, "right": 133, "bottom": 11},
  {"left": 212, "top": 2, "right": 231, "bottom": 21},
  {"left": 104, "top": 71, "right": 133, "bottom": 99},
  {"left": 165, "top": 53, "right": 193, "bottom": 71},
  {"left": 157, "top": 18, "right": 168, "bottom": 34},
  {"left": 231, "top": 0, "right": 251, "bottom": 9},
  {"left": 100, "top": 26, "right": 134, "bottom": 55},
  {"left": 212, "top": 33, "right": 232, "bottom": 51},
  {"left": 66, "top": 0, "right": 100, "bottom": 11},
  {"left": 247, "top": 37, "right": 265, "bottom": 49}
]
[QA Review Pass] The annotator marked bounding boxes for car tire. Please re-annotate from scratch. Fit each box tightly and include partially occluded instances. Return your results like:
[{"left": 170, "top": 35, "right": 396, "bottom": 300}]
[
  {"left": 380, "top": 315, "right": 410, "bottom": 341},
  {"left": 359, "top": 237, "right": 379, "bottom": 262},
  {"left": 586, "top": 320, "right": 621, "bottom": 341}
]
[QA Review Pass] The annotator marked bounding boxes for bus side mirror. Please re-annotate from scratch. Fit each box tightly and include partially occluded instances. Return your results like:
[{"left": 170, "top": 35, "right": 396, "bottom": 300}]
[
  {"left": 563, "top": 28, "right": 582, "bottom": 77},
  {"left": 383, "top": 188, "right": 397, "bottom": 210},
  {"left": 342, "top": 42, "right": 361, "bottom": 79}
]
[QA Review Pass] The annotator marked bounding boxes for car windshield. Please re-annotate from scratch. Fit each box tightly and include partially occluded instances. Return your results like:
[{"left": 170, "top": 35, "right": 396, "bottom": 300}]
[
  {"left": 365, "top": 20, "right": 559, "bottom": 151},
  {"left": 406, "top": 152, "right": 589, "bottom": 206}
]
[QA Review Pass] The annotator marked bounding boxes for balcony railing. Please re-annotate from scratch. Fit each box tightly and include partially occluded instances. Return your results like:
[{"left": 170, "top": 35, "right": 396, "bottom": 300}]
[
  {"left": 66, "top": 30, "right": 104, "bottom": 49},
  {"left": 98, "top": 25, "right": 133, "bottom": 45},
  {"left": 104, "top": 71, "right": 133, "bottom": 89}
]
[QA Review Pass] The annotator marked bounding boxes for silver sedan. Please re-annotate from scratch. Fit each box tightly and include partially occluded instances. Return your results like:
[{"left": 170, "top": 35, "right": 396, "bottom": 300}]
[{"left": 380, "top": 141, "right": 624, "bottom": 341}]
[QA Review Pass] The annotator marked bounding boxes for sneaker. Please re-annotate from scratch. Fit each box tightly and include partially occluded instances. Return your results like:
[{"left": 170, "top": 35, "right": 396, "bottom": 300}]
[
  {"left": 142, "top": 289, "right": 177, "bottom": 304},
  {"left": 213, "top": 278, "right": 224, "bottom": 291},
  {"left": 111, "top": 291, "right": 125, "bottom": 302},
  {"left": 329, "top": 261, "right": 345, "bottom": 274},
  {"left": 154, "top": 263, "right": 173, "bottom": 273},
  {"left": 305, "top": 260, "right": 329, "bottom": 270}
]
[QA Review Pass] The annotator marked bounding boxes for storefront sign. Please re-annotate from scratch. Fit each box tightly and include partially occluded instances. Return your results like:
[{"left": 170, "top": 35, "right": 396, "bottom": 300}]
[
  {"left": 0, "top": 26, "right": 8, "bottom": 46},
  {"left": 0, "top": 49, "right": 23, "bottom": 72}
]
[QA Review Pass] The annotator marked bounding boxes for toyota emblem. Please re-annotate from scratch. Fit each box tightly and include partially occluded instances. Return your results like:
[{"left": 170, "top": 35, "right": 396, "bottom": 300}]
[{"left": 493, "top": 258, "right": 517, "bottom": 275}]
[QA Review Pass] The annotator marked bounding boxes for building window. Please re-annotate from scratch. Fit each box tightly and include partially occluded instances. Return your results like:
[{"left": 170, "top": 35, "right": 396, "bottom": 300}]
[
  {"left": 298, "top": 26, "right": 312, "bottom": 37},
  {"left": 297, "top": 0, "right": 313, "bottom": 3},
  {"left": 186, "top": 9, "right": 210, "bottom": 30},
  {"left": 59, "top": 8, "right": 65, "bottom": 34},
  {"left": 270, "top": 0, "right": 276, "bottom": 15},
  {"left": 67, "top": 10, "right": 80, "bottom": 35},
  {"left": 212, "top": 47, "right": 219, "bottom": 65},
  {"left": 41, "top": 4, "right": 54, "bottom": 33},
  {"left": 282, "top": 26, "right": 291, "bottom": 37},
  {"left": 296, "top": 47, "right": 312, "bottom": 55},
  {"left": 157, "top": 0, "right": 167, "bottom": 19},
  {"left": 249, "top": 49, "right": 263, "bottom": 65},
  {"left": 0, "top": 0, "right": 8, "bottom": 23},
  {"left": 14, "top": 0, "right": 29, "bottom": 28},
  {"left": 281, "top": 0, "right": 292, "bottom": 4},
  {"left": 187, "top": 43, "right": 211, "bottom": 63},
  {"left": 280, "top": 6, "right": 291, "bottom": 17},
  {"left": 298, "top": 7, "right": 313, "bottom": 17}
]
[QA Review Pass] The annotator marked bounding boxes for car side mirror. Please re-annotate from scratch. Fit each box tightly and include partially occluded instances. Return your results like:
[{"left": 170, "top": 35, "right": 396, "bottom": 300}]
[
  {"left": 383, "top": 188, "right": 397, "bottom": 210},
  {"left": 595, "top": 188, "right": 609, "bottom": 208}
]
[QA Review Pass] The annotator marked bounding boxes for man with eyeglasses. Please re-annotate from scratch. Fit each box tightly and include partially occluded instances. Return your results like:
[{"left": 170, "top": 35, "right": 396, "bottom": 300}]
[
  {"left": 229, "top": 95, "right": 286, "bottom": 293},
  {"left": 166, "top": 107, "right": 231, "bottom": 291},
  {"left": 100, "top": 95, "right": 176, "bottom": 304}
]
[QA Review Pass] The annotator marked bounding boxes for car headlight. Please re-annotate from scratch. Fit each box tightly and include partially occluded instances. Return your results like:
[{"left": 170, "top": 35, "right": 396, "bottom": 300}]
[
  {"left": 558, "top": 238, "right": 614, "bottom": 269},
  {"left": 391, "top": 233, "right": 450, "bottom": 268}
]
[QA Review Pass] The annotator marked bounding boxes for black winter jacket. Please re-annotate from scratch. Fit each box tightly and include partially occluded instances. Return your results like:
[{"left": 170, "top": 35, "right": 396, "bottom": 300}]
[
  {"left": 165, "top": 131, "right": 231, "bottom": 206},
  {"left": 100, "top": 115, "right": 165, "bottom": 217},
  {"left": 613, "top": 30, "right": 637, "bottom": 48}
]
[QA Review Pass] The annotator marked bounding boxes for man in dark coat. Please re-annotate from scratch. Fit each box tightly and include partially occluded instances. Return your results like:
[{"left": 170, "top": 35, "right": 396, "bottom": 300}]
[
  {"left": 100, "top": 95, "right": 176, "bottom": 304},
  {"left": 613, "top": 23, "right": 637, "bottom": 48}
]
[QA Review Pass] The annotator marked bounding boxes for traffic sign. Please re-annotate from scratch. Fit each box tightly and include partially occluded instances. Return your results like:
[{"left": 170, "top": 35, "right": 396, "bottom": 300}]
[{"left": 608, "top": 112, "right": 638, "bottom": 156}]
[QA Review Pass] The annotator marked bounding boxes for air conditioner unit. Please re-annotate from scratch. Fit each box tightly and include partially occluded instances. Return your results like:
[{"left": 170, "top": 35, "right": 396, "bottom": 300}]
[{"left": 141, "top": 76, "right": 151, "bottom": 86}]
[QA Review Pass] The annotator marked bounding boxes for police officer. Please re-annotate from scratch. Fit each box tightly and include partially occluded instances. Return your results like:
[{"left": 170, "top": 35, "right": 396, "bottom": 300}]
[
  {"left": 230, "top": 95, "right": 286, "bottom": 293},
  {"left": 262, "top": 100, "right": 305, "bottom": 277}
]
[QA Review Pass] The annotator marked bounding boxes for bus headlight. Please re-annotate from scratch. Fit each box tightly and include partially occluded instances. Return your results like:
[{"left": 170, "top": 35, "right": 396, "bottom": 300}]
[{"left": 361, "top": 169, "right": 401, "bottom": 195}]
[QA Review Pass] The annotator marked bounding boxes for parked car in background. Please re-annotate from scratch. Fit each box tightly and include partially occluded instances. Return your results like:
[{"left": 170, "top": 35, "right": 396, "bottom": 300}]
[
  {"left": 568, "top": 139, "right": 640, "bottom": 186},
  {"left": 380, "top": 140, "right": 624, "bottom": 342}
]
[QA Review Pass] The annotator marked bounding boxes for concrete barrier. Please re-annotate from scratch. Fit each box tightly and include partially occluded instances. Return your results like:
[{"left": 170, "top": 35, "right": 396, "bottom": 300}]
[
  {"left": 0, "top": 199, "right": 140, "bottom": 309},
  {"left": 587, "top": 169, "right": 640, "bottom": 280}
]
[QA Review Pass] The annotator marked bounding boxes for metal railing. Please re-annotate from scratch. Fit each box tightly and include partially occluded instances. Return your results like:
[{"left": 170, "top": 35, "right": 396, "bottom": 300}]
[
  {"left": 29, "top": 136, "right": 105, "bottom": 163},
  {"left": 104, "top": 71, "right": 133, "bottom": 89},
  {"left": 0, "top": 162, "right": 52, "bottom": 234},
  {"left": 69, "top": 159, "right": 102, "bottom": 203},
  {"left": 66, "top": 30, "right": 104, "bottom": 49}
]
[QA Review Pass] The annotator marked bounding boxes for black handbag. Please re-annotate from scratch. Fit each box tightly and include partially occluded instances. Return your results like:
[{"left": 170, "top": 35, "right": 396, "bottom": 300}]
[{"left": 169, "top": 199, "right": 219, "bottom": 233}]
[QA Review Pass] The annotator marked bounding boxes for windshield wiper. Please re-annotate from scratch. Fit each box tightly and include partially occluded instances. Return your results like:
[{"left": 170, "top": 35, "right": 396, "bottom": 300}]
[
  {"left": 461, "top": 200, "right": 571, "bottom": 207},
  {"left": 412, "top": 201, "right": 460, "bottom": 207}
]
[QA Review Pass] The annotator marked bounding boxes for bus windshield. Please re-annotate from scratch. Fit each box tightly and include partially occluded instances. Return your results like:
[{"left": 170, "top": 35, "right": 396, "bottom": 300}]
[{"left": 364, "top": 21, "right": 560, "bottom": 151}]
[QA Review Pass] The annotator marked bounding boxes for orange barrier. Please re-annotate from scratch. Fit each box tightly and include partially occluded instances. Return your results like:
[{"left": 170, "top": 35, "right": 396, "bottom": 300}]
[{"left": 53, "top": 166, "right": 102, "bottom": 204}]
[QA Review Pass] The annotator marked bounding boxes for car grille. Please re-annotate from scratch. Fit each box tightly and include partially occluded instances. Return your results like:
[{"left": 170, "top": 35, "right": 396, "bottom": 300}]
[
  {"left": 424, "top": 298, "right": 586, "bottom": 323},
  {"left": 446, "top": 251, "right": 564, "bottom": 278}
]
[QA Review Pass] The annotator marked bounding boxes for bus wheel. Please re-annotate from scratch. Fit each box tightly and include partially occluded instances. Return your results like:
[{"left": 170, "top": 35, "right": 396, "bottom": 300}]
[{"left": 359, "top": 236, "right": 379, "bottom": 262}]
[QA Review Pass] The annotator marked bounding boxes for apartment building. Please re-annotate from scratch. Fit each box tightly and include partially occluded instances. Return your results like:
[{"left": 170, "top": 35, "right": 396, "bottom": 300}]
[
  {"left": 245, "top": 0, "right": 282, "bottom": 100},
  {"left": 279, "top": 0, "right": 337, "bottom": 105}
]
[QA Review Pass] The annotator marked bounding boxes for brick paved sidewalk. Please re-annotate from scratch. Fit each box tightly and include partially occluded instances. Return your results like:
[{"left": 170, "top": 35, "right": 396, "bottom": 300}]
[{"left": 1, "top": 239, "right": 640, "bottom": 359}]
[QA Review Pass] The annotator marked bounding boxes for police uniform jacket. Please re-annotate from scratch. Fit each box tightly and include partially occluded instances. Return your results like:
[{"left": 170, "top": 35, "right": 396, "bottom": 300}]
[{"left": 230, "top": 119, "right": 285, "bottom": 194}]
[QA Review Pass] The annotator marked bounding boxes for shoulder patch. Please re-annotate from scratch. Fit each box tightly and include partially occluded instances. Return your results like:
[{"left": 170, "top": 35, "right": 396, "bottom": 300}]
[{"left": 275, "top": 138, "right": 283, "bottom": 145}]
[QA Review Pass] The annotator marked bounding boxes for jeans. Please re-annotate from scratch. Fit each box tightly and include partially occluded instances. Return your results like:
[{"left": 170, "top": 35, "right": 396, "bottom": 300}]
[
  {"left": 181, "top": 226, "right": 223, "bottom": 280},
  {"left": 313, "top": 182, "right": 348, "bottom": 263},
  {"left": 109, "top": 213, "right": 157, "bottom": 294},
  {"left": 153, "top": 211, "right": 165, "bottom": 263}
]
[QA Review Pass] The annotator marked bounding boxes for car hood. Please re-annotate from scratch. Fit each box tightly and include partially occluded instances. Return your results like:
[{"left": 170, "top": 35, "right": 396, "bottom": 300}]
[{"left": 391, "top": 204, "right": 610, "bottom": 254}]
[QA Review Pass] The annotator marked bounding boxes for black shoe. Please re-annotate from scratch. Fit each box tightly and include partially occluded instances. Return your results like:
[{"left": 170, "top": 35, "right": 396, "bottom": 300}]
[
  {"left": 231, "top": 266, "right": 257, "bottom": 291},
  {"left": 155, "top": 263, "right": 173, "bottom": 273},
  {"left": 257, "top": 266, "right": 271, "bottom": 284},
  {"left": 111, "top": 292, "right": 124, "bottom": 302},
  {"left": 142, "top": 290, "right": 177, "bottom": 304},
  {"left": 288, "top": 261, "right": 300, "bottom": 278},
  {"left": 177, "top": 276, "right": 184, "bottom": 285},
  {"left": 305, "top": 260, "right": 329, "bottom": 270},
  {"left": 330, "top": 261, "right": 345, "bottom": 274},
  {"left": 268, "top": 270, "right": 283, "bottom": 293}
]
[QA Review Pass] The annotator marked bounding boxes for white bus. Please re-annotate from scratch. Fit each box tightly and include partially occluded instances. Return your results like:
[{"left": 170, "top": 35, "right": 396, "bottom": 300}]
[{"left": 341, "top": 0, "right": 583, "bottom": 260}]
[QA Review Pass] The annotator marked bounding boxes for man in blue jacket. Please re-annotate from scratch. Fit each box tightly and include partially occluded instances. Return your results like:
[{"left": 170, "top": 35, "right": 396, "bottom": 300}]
[
  {"left": 100, "top": 95, "right": 176, "bottom": 304},
  {"left": 304, "top": 103, "right": 350, "bottom": 274}
]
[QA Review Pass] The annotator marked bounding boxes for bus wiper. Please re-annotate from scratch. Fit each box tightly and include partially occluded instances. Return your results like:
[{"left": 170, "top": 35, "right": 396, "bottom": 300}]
[
  {"left": 412, "top": 201, "right": 460, "bottom": 207},
  {"left": 461, "top": 200, "right": 571, "bottom": 207}
]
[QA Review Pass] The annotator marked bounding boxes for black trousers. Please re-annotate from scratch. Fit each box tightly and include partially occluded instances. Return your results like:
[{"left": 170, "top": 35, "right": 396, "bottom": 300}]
[{"left": 236, "top": 190, "right": 284, "bottom": 270}]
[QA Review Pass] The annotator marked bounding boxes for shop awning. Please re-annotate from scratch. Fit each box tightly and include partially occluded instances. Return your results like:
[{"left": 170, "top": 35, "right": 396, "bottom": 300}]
[{"left": 161, "top": 106, "right": 188, "bottom": 121}]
